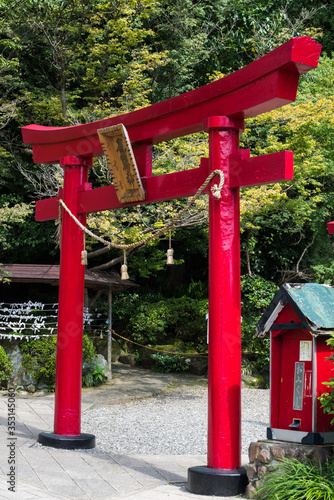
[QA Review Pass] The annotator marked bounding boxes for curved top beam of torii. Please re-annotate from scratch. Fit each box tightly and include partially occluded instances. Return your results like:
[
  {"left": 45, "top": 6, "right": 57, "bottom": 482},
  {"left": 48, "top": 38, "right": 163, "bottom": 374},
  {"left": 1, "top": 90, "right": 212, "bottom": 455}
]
[{"left": 22, "top": 37, "right": 321, "bottom": 165}]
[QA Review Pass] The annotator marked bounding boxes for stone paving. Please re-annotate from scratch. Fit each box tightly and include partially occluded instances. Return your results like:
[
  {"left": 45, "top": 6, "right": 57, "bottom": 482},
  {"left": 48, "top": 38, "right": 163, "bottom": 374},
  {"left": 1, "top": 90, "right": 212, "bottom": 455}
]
[{"left": 0, "top": 364, "right": 247, "bottom": 499}]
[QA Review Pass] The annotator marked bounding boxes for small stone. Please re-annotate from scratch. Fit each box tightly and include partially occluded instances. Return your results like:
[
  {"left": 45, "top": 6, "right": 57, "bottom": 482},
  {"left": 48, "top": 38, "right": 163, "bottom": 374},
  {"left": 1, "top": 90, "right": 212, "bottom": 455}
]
[
  {"left": 258, "top": 448, "right": 272, "bottom": 464},
  {"left": 286, "top": 447, "right": 297, "bottom": 458},
  {"left": 249, "top": 442, "right": 261, "bottom": 462},
  {"left": 312, "top": 448, "right": 331, "bottom": 466},
  {"left": 244, "top": 484, "right": 257, "bottom": 499},
  {"left": 119, "top": 353, "right": 136, "bottom": 366},
  {"left": 271, "top": 446, "right": 285, "bottom": 460},
  {"left": 186, "top": 357, "right": 208, "bottom": 376},
  {"left": 245, "top": 463, "right": 257, "bottom": 479},
  {"left": 26, "top": 384, "right": 36, "bottom": 394},
  {"left": 258, "top": 465, "right": 267, "bottom": 478}
]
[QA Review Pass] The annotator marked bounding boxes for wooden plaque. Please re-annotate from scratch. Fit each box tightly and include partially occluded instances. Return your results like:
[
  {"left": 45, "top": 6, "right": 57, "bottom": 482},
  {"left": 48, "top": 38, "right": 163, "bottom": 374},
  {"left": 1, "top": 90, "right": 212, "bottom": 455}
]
[{"left": 97, "top": 124, "right": 145, "bottom": 203}]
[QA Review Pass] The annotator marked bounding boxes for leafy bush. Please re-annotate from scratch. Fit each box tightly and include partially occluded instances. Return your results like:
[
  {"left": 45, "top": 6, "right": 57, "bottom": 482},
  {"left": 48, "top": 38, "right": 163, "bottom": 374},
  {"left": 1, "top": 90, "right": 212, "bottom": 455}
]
[
  {"left": 21, "top": 333, "right": 96, "bottom": 389},
  {"left": 82, "top": 333, "right": 97, "bottom": 362},
  {"left": 256, "top": 458, "right": 334, "bottom": 499},
  {"left": 21, "top": 336, "right": 57, "bottom": 387},
  {"left": 82, "top": 372, "right": 94, "bottom": 388},
  {"left": 0, "top": 345, "right": 13, "bottom": 388},
  {"left": 241, "top": 274, "right": 277, "bottom": 373},
  {"left": 130, "top": 301, "right": 169, "bottom": 344},
  {"left": 150, "top": 353, "right": 189, "bottom": 373},
  {"left": 129, "top": 296, "right": 208, "bottom": 347},
  {"left": 82, "top": 365, "right": 107, "bottom": 388},
  {"left": 319, "top": 335, "right": 334, "bottom": 424},
  {"left": 92, "top": 364, "right": 107, "bottom": 385}
]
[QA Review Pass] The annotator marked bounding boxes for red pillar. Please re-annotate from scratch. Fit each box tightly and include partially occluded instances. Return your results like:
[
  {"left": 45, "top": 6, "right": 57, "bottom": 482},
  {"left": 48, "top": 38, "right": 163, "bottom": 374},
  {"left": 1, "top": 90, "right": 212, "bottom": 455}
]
[
  {"left": 206, "top": 117, "right": 242, "bottom": 469},
  {"left": 188, "top": 117, "right": 247, "bottom": 496},
  {"left": 38, "top": 155, "right": 95, "bottom": 449}
]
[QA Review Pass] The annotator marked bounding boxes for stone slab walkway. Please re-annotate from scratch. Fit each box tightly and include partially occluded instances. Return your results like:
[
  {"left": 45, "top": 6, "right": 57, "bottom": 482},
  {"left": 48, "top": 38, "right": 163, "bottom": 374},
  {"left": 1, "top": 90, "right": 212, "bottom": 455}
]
[{"left": 0, "top": 364, "right": 247, "bottom": 499}]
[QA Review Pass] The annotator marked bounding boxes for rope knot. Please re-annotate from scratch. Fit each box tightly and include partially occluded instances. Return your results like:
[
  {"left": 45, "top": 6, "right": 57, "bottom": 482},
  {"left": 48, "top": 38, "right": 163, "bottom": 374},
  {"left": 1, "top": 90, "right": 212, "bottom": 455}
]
[{"left": 210, "top": 170, "right": 225, "bottom": 199}]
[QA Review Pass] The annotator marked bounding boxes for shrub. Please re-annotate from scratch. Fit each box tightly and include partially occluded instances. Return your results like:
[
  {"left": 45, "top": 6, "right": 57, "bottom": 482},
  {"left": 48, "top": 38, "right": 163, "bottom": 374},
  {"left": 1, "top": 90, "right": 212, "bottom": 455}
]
[
  {"left": 130, "top": 301, "right": 169, "bottom": 344},
  {"left": 82, "top": 332, "right": 96, "bottom": 362},
  {"left": 150, "top": 353, "right": 189, "bottom": 373},
  {"left": 21, "top": 333, "right": 96, "bottom": 390},
  {"left": 21, "top": 336, "right": 57, "bottom": 387},
  {"left": 256, "top": 457, "right": 334, "bottom": 499},
  {"left": 129, "top": 297, "right": 208, "bottom": 347},
  {"left": 0, "top": 345, "right": 12, "bottom": 388},
  {"left": 319, "top": 335, "right": 334, "bottom": 424},
  {"left": 241, "top": 274, "right": 277, "bottom": 373}
]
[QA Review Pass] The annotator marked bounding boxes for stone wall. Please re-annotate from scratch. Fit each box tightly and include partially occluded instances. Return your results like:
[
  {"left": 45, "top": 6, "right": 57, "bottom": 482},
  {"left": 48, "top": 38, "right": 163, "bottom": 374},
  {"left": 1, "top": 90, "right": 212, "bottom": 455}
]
[{"left": 245, "top": 439, "right": 334, "bottom": 498}]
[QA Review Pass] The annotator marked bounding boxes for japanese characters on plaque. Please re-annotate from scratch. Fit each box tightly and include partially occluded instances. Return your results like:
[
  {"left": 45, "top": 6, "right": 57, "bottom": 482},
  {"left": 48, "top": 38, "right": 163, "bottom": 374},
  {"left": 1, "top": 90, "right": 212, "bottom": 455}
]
[
  {"left": 300, "top": 340, "right": 312, "bottom": 361},
  {"left": 293, "top": 362, "right": 304, "bottom": 411},
  {"left": 97, "top": 123, "right": 145, "bottom": 204}
]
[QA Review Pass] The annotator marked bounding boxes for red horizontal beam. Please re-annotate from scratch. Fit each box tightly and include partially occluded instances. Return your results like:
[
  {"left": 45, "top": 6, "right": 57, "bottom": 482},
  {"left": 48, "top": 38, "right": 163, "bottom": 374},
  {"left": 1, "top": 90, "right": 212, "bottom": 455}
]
[
  {"left": 36, "top": 149, "right": 294, "bottom": 221},
  {"left": 229, "top": 150, "right": 293, "bottom": 188},
  {"left": 23, "top": 37, "right": 321, "bottom": 164},
  {"left": 36, "top": 160, "right": 211, "bottom": 221}
]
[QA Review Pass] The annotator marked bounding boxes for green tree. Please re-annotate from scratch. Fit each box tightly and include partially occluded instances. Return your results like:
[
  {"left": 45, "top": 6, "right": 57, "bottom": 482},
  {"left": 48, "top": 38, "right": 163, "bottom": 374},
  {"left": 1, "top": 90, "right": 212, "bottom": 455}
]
[{"left": 239, "top": 54, "right": 334, "bottom": 283}]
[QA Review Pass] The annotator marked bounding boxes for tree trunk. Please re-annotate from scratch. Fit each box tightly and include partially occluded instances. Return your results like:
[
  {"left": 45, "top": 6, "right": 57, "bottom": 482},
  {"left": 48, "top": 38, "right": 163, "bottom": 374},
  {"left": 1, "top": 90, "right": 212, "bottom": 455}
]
[{"left": 60, "top": 72, "right": 67, "bottom": 121}]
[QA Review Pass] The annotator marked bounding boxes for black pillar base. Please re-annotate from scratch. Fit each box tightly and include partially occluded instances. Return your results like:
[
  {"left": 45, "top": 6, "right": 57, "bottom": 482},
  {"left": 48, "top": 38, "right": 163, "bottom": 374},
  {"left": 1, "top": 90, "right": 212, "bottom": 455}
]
[
  {"left": 188, "top": 466, "right": 248, "bottom": 497},
  {"left": 38, "top": 432, "right": 96, "bottom": 450}
]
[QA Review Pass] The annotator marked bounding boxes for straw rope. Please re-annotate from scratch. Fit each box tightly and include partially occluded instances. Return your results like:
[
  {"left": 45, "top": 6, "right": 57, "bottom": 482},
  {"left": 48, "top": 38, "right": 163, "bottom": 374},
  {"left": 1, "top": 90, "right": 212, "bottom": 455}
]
[
  {"left": 59, "top": 169, "right": 224, "bottom": 252},
  {"left": 112, "top": 330, "right": 208, "bottom": 356}
]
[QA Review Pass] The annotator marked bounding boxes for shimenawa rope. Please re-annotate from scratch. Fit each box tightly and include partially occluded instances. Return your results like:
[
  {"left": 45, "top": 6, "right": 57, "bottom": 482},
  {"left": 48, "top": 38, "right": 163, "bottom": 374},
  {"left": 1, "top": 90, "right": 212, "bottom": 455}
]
[{"left": 59, "top": 169, "right": 224, "bottom": 253}]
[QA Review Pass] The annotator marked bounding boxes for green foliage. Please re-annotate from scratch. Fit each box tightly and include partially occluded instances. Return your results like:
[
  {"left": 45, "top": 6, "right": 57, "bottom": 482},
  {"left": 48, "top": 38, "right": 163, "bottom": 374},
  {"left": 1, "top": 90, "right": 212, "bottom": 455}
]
[
  {"left": 83, "top": 363, "right": 107, "bottom": 388},
  {"left": 241, "top": 275, "right": 278, "bottom": 373},
  {"left": 239, "top": 54, "right": 334, "bottom": 282},
  {"left": 319, "top": 380, "right": 334, "bottom": 426},
  {"left": 82, "top": 333, "right": 97, "bottom": 362},
  {"left": 0, "top": 345, "right": 12, "bottom": 388},
  {"left": 92, "top": 364, "right": 107, "bottom": 385},
  {"left": 130, "top": 301, "right": 168, "bottom": 344},
  {"left": 82, "top": 373, "right": 94, "bottom": 388},
  {"left": 150, "top": 353, "right": 189, "bottom": 373},
  {"left": 128, "top": 296, "right": 207, "bottom": 348},
  {"left": 0, "top": 194, "right": 57, "bottom": 262},
  {"left": 256, "top": 457, "right": 334, "bottom": 499},
  {"left": 21, "top": 336, "right": 57, "bottom": 388},
  {"left": 319, "top": 335, "right": 334, "bottom": 425},
  {"left": 20, "top": 334, "right": 96, "bottom": 390}
]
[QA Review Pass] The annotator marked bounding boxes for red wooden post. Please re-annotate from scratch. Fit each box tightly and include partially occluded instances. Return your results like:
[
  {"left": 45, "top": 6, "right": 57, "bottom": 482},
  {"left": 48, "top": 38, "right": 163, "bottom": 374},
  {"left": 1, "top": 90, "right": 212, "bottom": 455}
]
[
  {"left": 188, "top": 117, "right": 247, "bottom": 495},
  {"left": 207, "top": 117, "right": 242, "bottom": 469},
  {"left": 38, "top": 155, "right": 95, "bottom": 449}
]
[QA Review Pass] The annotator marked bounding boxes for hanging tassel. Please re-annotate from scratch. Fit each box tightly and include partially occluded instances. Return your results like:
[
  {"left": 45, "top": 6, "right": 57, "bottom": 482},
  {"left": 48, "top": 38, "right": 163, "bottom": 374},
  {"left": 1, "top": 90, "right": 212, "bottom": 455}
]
[
  {"left": 166, "top": 248, "right": 174, "bottom": 265},
  {"left": 81, "top": 250, "right": 88, "bottom": 266},
  {"left": 166, "top": 229, "right": 174, "bottom": 265},
  {"left": 55, "top": 201, "right": 62, "bottom": 248},
  {"left": 81, "top": 232, "right": 88, "bottom": 265},
  {"left": 121, "top": 250, "right": 130, "bottom": 280}
]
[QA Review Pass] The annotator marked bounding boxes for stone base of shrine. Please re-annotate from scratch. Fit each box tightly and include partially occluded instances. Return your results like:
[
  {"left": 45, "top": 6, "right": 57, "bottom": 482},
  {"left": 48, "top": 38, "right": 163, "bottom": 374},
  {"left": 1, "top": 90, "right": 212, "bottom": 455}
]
[
  {"left": 38, "top": 432, "right": 96, "bottom": 450},
  {"left": 244, "top": 439, "right": 334, "bottom": 499},
  {"left": 187, "top": 465, "right": 248, "bottom": 497}
]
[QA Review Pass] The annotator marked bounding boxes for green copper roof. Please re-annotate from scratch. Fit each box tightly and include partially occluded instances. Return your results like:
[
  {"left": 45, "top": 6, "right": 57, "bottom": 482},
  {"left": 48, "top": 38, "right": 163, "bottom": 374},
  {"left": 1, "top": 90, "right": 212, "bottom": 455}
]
[{"left": 286, "top": 283, "right": 334, "bottom": 329}]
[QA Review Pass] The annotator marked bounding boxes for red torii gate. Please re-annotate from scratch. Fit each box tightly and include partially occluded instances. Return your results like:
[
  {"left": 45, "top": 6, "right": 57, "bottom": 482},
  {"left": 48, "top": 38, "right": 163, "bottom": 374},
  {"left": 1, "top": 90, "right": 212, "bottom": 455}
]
[{"left": 22, "top": 37, "right": 321, "bottom": 496}]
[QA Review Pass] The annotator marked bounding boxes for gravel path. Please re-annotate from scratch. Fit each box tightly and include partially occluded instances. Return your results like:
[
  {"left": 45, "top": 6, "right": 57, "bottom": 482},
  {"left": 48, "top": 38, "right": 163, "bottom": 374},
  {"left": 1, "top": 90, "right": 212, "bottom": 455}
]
[{"left": 81, "top": 385, "right": 269, "bottom": 455}]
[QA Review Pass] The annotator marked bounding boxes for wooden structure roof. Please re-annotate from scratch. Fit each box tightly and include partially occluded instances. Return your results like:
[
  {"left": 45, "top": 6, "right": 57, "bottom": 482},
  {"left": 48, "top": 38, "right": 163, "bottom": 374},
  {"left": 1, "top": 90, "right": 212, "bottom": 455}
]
[
  {"left": 256, "top": 283, "right": 334, "bottom": 338},
  {"left": 1, "top": 264, "right": 137, "bottom": 290}
]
